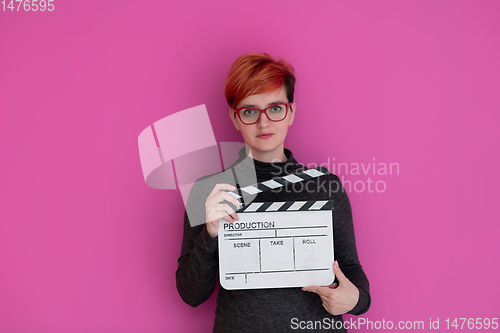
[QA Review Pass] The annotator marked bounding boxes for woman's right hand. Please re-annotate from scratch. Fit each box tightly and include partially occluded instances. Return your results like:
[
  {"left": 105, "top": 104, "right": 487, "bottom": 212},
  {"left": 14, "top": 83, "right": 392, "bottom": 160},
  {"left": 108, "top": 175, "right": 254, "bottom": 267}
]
[{"left": 205, "top": 183, "right": 241, "bottom": 238}]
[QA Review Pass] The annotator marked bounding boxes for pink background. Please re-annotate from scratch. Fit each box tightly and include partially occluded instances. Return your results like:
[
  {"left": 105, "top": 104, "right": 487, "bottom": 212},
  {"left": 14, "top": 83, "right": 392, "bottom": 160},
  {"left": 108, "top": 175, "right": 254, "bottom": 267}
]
[{"left": 1, "top": 1, "right": 499, "bottom": 332}]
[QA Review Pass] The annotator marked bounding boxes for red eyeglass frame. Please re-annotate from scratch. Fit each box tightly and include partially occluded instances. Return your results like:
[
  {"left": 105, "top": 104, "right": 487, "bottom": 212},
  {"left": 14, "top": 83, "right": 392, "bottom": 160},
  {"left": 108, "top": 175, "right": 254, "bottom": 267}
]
[{"left": 233, "top": 103, "right": 292, "bottom": 125}]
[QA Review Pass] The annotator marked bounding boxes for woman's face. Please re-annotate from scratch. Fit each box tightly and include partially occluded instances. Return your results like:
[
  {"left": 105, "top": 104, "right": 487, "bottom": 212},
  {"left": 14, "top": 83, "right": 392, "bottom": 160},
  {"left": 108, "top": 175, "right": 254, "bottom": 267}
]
[{"left": 229, "top": 87, "right": 296, "bottom": 163}]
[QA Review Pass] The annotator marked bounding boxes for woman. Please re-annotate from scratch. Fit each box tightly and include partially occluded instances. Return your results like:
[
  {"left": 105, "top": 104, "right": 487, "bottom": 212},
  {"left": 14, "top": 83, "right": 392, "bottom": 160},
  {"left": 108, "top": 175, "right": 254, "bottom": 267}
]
[{"left": 176, "top": 53, "right": 370, "bottom": 332}]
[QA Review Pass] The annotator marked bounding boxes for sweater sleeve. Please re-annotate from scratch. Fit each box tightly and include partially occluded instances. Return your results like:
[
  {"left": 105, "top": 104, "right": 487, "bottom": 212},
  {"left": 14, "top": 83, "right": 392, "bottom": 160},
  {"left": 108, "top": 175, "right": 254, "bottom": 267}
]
[
  {"left": 329, "top": 175, "right": 371, "bottom": 315},
  {"left": 175, "top": 180, "right": 219, "bottom": 307}
]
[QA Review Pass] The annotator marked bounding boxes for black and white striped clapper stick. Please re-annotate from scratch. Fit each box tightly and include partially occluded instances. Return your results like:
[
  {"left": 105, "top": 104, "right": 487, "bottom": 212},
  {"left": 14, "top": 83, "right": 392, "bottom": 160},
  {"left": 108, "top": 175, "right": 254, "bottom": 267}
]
[
  {"left": 227, "top": 166, "right": 329, "bottom": 199},
  {"left": 234, "top": 199, "right": 334, "bottom": 213},
  {"left": 226, "top": 166, "right": 333, "bottom": 213}
]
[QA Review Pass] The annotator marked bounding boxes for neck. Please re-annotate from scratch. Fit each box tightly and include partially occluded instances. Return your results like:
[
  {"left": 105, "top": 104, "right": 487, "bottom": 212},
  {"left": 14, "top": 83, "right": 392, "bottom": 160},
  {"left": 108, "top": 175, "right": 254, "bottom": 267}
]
[{"left": 244, "top": 143, "right": 287, "bottom": 163}]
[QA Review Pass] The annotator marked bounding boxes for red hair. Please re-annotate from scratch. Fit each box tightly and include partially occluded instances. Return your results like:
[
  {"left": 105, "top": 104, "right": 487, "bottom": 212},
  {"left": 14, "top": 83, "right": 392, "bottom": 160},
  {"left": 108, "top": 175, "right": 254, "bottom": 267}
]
[{"left": 224, "top": 53, "right": 296, "bottom": 109}]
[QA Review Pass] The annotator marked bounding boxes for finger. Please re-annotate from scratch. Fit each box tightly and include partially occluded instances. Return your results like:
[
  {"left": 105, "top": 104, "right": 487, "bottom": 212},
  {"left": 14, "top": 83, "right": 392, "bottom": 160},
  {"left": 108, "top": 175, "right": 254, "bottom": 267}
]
[
  {"left": 221, "top": 215, "right": 234, "bottom": 223},
  {"left": 215, "top": 183, "right": 237, "bottom": 192},
  {"left": 209, "top": 199, "right": 240, "bottom": 220},
  {"left": 209, "top": 212, "right": 236, "bottom": 224},
  {"left": 333, "top": 261, "right": 348, "bottom": 285},
  {"left": 211, "top": 203, "right": 239, "bottom": 222},
  {"left": 219, "top": 203, "right": 239, "bottom": 221},
  {"left": 207, "top": 213, "right": 231, "bottom": 224},
  {"left": 218, "top": 191, "right": 242, "bottom": 210},
  {"left": 207, "top": 183, "right": 237, "bottom": 201},
  {"left": 302, "top": 285, "right": 329, "bottom": 295},
  {"left": 206, "top": 186, "right": 241, "bottom": 212},
  {"left": 213, "top": 212, "right": 235, "bottom": 224},
  {"left": 206, "top": 206, "right": 235, "bottom": 223}
]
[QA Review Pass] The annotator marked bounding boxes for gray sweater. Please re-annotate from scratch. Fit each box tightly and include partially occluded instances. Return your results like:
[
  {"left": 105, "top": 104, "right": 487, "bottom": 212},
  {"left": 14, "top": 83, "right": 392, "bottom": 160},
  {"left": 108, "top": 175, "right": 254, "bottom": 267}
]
[{"left": 176, "top": 148, "right": 371, "bottom": 332}]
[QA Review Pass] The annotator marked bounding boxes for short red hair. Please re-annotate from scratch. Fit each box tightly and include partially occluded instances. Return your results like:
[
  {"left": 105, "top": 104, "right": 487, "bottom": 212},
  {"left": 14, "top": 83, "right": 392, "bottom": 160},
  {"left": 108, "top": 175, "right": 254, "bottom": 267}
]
[{"left": 224, "top": 53, "right": 296, "bottom": 109}]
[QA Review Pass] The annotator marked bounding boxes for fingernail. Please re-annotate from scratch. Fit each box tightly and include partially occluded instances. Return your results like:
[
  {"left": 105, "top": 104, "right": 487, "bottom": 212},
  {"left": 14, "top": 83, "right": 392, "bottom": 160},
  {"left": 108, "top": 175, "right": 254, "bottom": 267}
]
[
  {"left": 335, "top": 261, "right": 339, "bottom": 268},
  {"left": 231, "top": 185, "right": 236, "bottom": 190}
]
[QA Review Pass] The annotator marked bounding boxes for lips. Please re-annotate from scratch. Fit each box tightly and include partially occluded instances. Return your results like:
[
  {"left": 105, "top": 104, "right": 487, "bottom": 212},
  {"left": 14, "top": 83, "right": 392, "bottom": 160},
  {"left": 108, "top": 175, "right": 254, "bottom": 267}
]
[{"left": 257, "top": 133, "right": 274, "bottom": 138}]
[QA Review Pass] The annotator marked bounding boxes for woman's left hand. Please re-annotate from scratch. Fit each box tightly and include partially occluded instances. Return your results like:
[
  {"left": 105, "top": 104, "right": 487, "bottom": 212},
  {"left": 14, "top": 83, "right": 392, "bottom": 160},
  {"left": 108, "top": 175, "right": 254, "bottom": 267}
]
[{"left": 302, "top": 261, "right": 359, "bottom": 315}]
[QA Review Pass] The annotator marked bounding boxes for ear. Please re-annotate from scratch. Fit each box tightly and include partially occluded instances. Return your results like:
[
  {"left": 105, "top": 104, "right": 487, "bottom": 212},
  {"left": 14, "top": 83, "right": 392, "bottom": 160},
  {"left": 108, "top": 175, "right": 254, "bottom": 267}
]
[
  {"left": 288, "top": 102, "right": 296, "bottom": 126},
  {"left": 229, "top": 108, "right": 240, "bottom": 131}
]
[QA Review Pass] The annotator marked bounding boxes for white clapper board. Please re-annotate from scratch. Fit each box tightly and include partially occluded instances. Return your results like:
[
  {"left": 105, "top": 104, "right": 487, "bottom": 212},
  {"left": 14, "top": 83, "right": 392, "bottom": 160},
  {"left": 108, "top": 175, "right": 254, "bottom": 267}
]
[{"left": 218, "top": 167, "right": 335, "bottom": 290}]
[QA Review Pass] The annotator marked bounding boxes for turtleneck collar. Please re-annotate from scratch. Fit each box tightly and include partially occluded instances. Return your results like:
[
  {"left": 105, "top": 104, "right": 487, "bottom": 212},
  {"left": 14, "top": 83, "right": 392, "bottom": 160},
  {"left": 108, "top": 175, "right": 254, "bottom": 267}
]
[{"left": 233, "top": 146, "right": 300, "bottom": 181}]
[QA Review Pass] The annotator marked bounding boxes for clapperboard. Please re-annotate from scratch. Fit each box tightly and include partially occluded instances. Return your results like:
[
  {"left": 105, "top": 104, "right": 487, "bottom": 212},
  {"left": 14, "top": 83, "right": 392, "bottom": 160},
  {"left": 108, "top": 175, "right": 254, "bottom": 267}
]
[{"left": 218, "top": 166, "right": 335, "bottom": 290}]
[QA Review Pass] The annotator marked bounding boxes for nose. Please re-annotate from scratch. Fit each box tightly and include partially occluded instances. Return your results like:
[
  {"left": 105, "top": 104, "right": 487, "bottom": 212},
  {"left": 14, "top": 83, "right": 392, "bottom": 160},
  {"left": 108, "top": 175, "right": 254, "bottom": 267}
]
[{"left": 256, "top": 111, "right": 271, "bottom": 128}]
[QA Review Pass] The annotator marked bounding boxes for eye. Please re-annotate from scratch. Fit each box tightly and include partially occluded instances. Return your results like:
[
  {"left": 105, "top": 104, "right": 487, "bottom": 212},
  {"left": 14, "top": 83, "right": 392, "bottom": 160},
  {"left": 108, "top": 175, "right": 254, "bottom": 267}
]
[
  {"left": 242, "top": 108, "right": 257, "bottom": 116},
  {"left": 269, "top": 105, "right": 283, "bottom": 112}
]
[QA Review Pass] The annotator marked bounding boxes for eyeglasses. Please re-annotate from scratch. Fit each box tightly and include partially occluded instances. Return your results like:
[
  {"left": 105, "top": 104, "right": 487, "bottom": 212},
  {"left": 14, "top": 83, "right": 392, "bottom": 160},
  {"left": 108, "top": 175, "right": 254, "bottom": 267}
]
[{"left": 234, "top": 103, "right": 292, "bottom": 125}]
